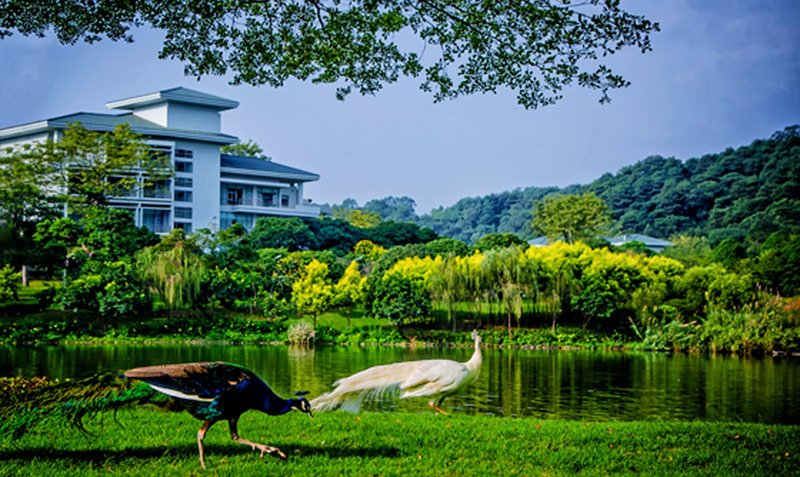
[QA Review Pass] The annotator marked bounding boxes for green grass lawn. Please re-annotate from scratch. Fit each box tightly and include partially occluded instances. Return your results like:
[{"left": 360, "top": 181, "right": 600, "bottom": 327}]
[
  {"left": 1, "top": 409, "right": 797, "bottom": 476},
  {"left": 287, "top": 307, "right": 393, "bottom": 330}
]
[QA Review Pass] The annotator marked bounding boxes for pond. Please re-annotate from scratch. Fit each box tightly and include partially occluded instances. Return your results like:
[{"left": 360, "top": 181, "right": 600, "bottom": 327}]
[{"left": 2, "top": 344, "right": 799, "bottom": 424}]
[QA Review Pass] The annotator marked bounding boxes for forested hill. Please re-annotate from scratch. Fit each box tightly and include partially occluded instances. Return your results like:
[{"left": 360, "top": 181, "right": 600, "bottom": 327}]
[{"left": 410, "top": 126, "right": 799, "bottom": 244}]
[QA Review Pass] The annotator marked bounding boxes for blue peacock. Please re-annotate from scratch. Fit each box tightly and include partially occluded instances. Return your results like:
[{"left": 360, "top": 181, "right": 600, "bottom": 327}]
[{"left": 0, "top": 361, "right": 312, "bottom": 469}]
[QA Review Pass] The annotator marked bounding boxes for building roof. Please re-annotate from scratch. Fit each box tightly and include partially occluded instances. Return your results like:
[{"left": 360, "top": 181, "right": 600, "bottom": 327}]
[
  {"left": 528, "top": 236, "right": 550, "bottom": 246},
  {"left": 606, "top": 234, "right": 673, "bottom": 247},
  {"left": 221, "top": 154, "right": 320, "bottom": 182},
  {"left": 106, "top": 87, "right": 239, "bottom": 111},
  {"left": 0, "top": 111, "right": 239, "bottom": 145},
  {"left": 528, "top": 233, "right": 673, "bottom": 250}
]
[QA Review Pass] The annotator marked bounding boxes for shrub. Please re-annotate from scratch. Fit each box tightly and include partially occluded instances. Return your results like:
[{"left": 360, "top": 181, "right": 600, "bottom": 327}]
[
  {"left": 706, "top": 272, "right": 754, "bottom": 310},
  {"left": 56, "top": 260, "right": 150, "bottom": 320},
  {"left": 287, "top": 321, "right": 315, "bottom": 345},
  {"left": 0, "top": 265, "right": 20, "bottom": 302},
  {"left": 369, "top": 273, "right": 430, "bottom": 325}
]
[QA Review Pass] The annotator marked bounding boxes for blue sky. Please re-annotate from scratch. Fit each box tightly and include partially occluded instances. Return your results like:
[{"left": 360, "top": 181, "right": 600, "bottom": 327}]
[{"left": 1, "top": 0, "right": 797, "bottom": 214}]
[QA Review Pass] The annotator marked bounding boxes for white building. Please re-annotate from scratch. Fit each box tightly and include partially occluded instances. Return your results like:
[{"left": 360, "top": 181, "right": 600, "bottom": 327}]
[{"left": 0, "top": 87, "right": 321, "bottom": 233}]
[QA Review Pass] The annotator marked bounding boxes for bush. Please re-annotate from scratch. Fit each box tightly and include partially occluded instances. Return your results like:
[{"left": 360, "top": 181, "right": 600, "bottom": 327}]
[
  {"left": 56, "top": 260, "right": 150, "bottom": 320},
  {"left": 287, "top": 321, "right": 315, "bottom": 345},
  {"left": 369, "top": 273, "right": 430, "bottom": 325},
  {"left": 706, "top": 272, "right": 754, "bottom": 310},
  {"left": 700, "top": 298, "right": 800, "bottom": 354},
  {"left": 0, "top": 265, "right": 20, "bottom": 302}
]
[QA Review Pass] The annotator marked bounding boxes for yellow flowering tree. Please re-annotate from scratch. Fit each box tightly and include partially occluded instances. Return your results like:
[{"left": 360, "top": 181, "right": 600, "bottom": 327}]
[
  {"left": 334, "top": 260, "right": 368, "bottom": 328},
  {"left": 291, "top": 259, "right": 334, "bottom": 327}
]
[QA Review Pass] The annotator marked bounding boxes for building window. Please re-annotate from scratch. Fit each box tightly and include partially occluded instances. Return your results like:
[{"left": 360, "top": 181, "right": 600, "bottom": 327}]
[
  {"left": 174, "top": 222, "right": 193, "bottom": 233},
  {"left": 226, "top": 188, "right": 243, "bottom": 205},
  {"left": 175, "top": 177, "right": 193, "bottom": 188},
  {"left": 143, "top": 179, "right": 171, "bottom": 199},
  {"left": 281, "top": 194, "right": 289, "bottom": 207},
  {"left": 174, "top": 207, "right": 193, "bottom": 219},
  {"left": 175, "top": 149, "right": 193, "bottom": 158},
  {"left": 220, "top": 211, "right": 235, "bottom": 229},
  {"left": 149, "top": 145, "right": 172, "bottom": 164},
  {"left": 257, "top": 187, "right": 278, "bottom": 207},
  {"left": 108, "top": 176, "right": 136, "bottom": 197},
  {"left": 142, "top": 208, "right": 170, "bottom": 234},
  {"left": 175, "top": 160, "right": 193, "bottom": 173},
  {"left": 174, "top": 190, "right": 193, "bottom": 202}
]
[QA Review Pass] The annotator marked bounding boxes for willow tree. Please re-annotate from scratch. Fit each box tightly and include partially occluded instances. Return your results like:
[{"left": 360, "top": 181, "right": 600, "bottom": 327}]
[
  {"left": 137, "top": 233, "right": 206, "bottom": 313},
  {"left": 429, "top": 256, "right": 463, "bottom": 332},
  {"left": 525, "top": 242, "right": 590, "bottom": 332},
  {"left": 1, "top": 1, "right": 658, "bottom": 109},
  {"left": 482, "top": 247, "right": 527, "bottom": 338}
]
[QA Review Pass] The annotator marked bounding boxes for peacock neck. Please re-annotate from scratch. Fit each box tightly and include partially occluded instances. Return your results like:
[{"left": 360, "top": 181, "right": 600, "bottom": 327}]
[
  {"left": 465, "top": 338, "right": 482, "bottom": 373},
  {"left": 264, "top": 397, "right": 293, "bottom": 416}
]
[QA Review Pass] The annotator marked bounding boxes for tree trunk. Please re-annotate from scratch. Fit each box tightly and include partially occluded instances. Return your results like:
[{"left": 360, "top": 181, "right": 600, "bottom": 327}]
[{"left": 21, "top": 265, "right": 28, "bottom": 287}]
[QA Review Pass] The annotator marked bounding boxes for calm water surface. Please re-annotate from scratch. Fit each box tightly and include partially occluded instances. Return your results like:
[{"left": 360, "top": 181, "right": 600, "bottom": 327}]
[{"left": 2, "top": 344, "right": 798, "bottom": 424}]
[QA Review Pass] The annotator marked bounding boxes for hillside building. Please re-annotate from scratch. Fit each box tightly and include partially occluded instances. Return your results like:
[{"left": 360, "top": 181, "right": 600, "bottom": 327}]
[{"left": 0, "top": 87, "right": 321, "bottom": 233}]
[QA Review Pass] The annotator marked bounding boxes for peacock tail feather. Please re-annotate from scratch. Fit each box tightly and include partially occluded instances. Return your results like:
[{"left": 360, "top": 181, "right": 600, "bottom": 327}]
[{"left": 0, "top": 373, "right": 164, "bottom": 440}]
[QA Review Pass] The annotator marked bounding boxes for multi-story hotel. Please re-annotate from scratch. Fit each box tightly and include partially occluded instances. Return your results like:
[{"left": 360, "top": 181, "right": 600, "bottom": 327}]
[{"left": 0, "top": 87, "right": 321, "bottom": 233}]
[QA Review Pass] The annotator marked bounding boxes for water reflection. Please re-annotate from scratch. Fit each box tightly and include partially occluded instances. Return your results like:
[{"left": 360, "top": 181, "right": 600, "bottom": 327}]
[{"left": 2, "top": 344, "right": 798, "bottom": 424}]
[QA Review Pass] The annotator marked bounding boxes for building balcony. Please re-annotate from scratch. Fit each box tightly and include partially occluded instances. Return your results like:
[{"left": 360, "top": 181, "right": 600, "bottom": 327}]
[{"left": 219, "top": 202, "right": 321, "bottom": 218}]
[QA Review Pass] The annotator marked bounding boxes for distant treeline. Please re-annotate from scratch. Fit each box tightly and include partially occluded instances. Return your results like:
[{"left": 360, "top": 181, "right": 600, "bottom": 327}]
[{"left": 358, "top": 126, "right": 800, "bottom": 244}]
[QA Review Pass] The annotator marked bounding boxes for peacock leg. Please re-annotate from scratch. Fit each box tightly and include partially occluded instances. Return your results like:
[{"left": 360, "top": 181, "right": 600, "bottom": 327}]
[
  {"left": 228, "top": 418, "right": 287, "bottom": 460},
  {"left": 197, "top": 420, "right": 216, "bottom": 469},
  {"left": 427, "top": 400, "right": 448, "bottom": 415}
]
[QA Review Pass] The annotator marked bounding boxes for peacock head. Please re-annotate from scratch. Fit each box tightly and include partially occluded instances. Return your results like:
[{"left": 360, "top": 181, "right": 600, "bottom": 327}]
[
  {"left": 471, "top": 330, "right": 482, "bottom": 345},
  {"left": 291, "top": 391, "right": 313, "bottom": 419}
]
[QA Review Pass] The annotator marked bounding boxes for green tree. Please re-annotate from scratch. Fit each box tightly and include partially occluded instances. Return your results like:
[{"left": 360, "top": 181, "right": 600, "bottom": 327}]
[
  {"left": 47, "top": 123, "right": 171, "bottom": 207},
  {"left": 525, "top": 242, "right": 590, "bottom": 332},
  {"left": 137, "top": 230, "right": 206, "bottom": 313},
  {"left": 307, "top": 217, "right": 364, "bottom": 255},
  {"left": 366, "top": 221, "right": 437, "bottom": 247},
  {"left": 33, "top": 207, "right": 157, "bottom": 320},
  {"left": 369, "top": 273, "right": 430, "bottom": 327},
  {"left": 711, "top": 238, "right": 746, "bottom": 271},
  {"left": 56, "top": 259, "right": 151, "bottom": 321},
  {"left": 428, "top": 256, "right": 463, "bottom": 332},
  {"left": 674, "top": 264, "right": 726, "bottom": 318},
  {"left": 571, "top": 248, "right": 647, "bottom": 331},
  {"left": 532, "top": 192, "right": 612, "bottom": 244},
  {"left": 221, "top": 139, "right": 270, "bottom": 160},
  {"left": 424, "top": 238, "right": 470, "bottom": 257},
  {"left": 363, "top": 196, "right": 418, "bottom": 222},
  {"left": 660, "top": 235, "right": 712, "bottom": 268},
  {"left": 246, "top": 217, "right": 318, "bottom": 251},
  {"left": 0, "top": 1, "right": 658, "bottom": 109},
  {"left": 754, "top": 232, "right": 800, "bottom": 296},
  {"left": 0, "top": 144, "right": 63, "bottom": 273},
  {"left": 34, "top": 207, "right": 157, "bottom": 276},
  {"left": 292, "top": 259, "right": 335, "bottom": 326},
  {"left": 482, "top": 247, "right": 527, "bottom": 338},
  {"left": 0, "top": 264, "right": 20, "bottom": 302},
  {"left": 473, "top": 233, "right": 527, "bottom": 251}
]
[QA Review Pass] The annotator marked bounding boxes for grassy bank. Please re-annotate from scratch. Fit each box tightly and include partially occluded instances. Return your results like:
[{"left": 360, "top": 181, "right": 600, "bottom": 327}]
[
  {"left": 0, "top": 310, "right": 629, "bottom": 351},
  {"left": 2, "top": 294, "right": 799, "bottom": 354},
  {"left": 1, "top": 409, "right": 797, "bottom": 476}
]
